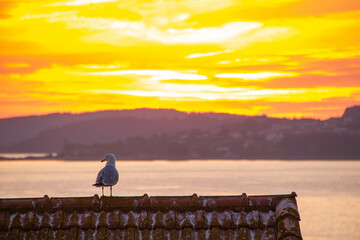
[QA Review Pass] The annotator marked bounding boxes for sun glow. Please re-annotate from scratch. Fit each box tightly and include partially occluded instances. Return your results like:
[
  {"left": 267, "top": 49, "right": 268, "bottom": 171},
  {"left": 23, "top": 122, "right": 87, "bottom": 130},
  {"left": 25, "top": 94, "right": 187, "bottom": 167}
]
[{"left": 1, "top": 0, "right": 360, "bottom": 119}]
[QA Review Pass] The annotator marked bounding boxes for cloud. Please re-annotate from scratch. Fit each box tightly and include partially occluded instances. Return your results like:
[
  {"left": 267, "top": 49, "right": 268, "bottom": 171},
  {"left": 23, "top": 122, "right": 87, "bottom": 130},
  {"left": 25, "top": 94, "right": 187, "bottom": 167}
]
[
  {"left": 84, "top": 19, "right": 263, "bottom": 44},
  {"left": 215, "top": 72, "right": 295, "bottom": 80},
  {"left": 185, "top": 50, "right": 233, "bottom": 58},
  {"left": 21, "top": 11, "right": 263, "bottom": 45},
  {"left": 48, "top": 0, "right": 117, "bottom": 6},
  {"left": 84, "top": 70, "right": 207, "bottom": 81},
  {"left": 89, "top": 86, "right": 308, "bottom": 101}
]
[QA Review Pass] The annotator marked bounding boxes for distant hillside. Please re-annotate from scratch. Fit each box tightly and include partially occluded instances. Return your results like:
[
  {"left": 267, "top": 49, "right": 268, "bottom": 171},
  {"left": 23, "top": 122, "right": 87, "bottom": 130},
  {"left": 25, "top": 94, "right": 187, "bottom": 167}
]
[
  {"left": 342, "top": 106, "right": 360, "bottom": 121},
  {"left": 0, "top": 108, "right": 245, "bottom": 153},
  {"left": 0, "top": 109, "right": 186, "bottom": 146},
  {"left": 1, "top": 106, "right": 360, "bottom": 159}
]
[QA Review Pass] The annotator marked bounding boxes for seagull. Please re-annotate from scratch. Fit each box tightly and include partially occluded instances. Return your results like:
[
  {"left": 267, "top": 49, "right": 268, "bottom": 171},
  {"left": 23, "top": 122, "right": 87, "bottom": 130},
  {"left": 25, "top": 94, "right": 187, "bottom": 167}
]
[{"left": 93, "top": 153, "right": 119, "bottom": 197}]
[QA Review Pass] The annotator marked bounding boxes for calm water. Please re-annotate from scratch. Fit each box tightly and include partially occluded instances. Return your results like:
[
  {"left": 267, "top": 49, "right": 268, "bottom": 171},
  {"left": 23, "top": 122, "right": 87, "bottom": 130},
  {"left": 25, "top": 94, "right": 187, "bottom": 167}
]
[{"left": 0, "top": 160, "right": 359, "bottom": 240}]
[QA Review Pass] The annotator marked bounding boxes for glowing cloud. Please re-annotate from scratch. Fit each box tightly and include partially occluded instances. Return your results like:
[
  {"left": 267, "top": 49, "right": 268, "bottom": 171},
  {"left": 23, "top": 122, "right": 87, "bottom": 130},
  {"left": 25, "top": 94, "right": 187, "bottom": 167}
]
[
  {"left": 49, "top": 0, "right": 117, "bottom": 6},
  {"left": 185, "top": 50, "right": 234, "bottom": 59},
  {"left": 84, "top": 70, "right": 207, "bottom": 81},
  {"left": 89, "top": 88, "right": 308, "bottom": 101},
  {"left": 215, "top": 72, "right": 295, "bottom": 80}
]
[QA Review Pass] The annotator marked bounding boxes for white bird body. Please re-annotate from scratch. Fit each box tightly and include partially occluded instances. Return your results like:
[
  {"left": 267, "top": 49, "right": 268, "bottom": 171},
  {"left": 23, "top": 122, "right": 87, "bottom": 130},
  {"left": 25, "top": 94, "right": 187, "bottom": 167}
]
[{"left": 93, "top": 154, "right": 119, "bottom": 196}]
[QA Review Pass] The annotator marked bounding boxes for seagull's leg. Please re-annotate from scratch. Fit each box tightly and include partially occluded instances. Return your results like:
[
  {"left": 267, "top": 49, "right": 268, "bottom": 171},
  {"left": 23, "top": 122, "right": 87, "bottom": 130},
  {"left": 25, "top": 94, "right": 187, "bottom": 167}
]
[
  {"left": 102, "top": 186, "right": 104, "bottom": 196},
  {"left": 110, "top": 186, "right": 112, "bottom": 197}
]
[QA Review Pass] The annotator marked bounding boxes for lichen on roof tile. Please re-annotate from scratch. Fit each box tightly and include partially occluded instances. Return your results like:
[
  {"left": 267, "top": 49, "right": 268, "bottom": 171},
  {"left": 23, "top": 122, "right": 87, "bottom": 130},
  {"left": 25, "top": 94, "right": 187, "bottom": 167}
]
[
  {"left": 204, "top": 211, "right": 232, "bottom": 228},
  {"left": 120, "top": 210, "right": 147, "bottom": 229},
  {"left": 175, "top": 210, "right": 204, "bottom": 229},
  {"left": 0, "top": 192, "right": 302, "bottom": 240},
  {"left": 275, "top": 198, "right": 300, "bottom": 221},
  {"left": 277, "top": 216, "right": 302, "bottom": 240},
  {"left": 78, "top": 227, "right": 107, "bottom": 240},
  {"left": 260, "top": 211, "right": 276, "bottom": 228}
]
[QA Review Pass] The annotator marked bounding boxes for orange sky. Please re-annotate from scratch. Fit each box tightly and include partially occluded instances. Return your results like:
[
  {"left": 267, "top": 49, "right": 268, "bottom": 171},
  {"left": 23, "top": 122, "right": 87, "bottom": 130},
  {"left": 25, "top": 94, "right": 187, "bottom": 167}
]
[{"left": 1, "top": 0, "right": 360, "bottom": 119}]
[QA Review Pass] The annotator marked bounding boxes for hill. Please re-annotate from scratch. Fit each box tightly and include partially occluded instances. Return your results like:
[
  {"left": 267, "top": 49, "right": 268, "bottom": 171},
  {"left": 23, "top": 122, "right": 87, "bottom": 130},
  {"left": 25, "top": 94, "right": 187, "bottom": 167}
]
[
  {"left": 1, "top": 106, "right": 360, "bottom": 159},
  {"left": 0, "top": 109, "right": 245, "bottom": 153}
]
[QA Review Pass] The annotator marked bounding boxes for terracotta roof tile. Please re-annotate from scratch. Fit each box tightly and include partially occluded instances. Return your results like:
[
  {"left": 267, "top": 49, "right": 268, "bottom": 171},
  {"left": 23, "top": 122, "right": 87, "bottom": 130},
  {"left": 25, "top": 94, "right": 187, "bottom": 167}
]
[
  {"left": 0, "top": 228, "right": 19, "bottom": 240},
  {"left": 0, "top": 192, "right": 302, "bottom": 240},
  {"left": 62, "top": 210, "right": 92, "bottom": 229},
  {"left": 92, "top": 210, "right": 119, "bottom": 229},
  {"left": 48, "top": 227, "right": 78, "bottom": 240},
  {"left": 108, "top": 228, "right": 135, "bottom": 240},
  {"left": 148, "top": 210, "right": 176, "bottom": 229},
  {"left": 259, "top": 210, "right": 276, "bottom": 228},
  {"left": 204, "top": 210, "right": 232, "bottom": 228},
  {"left": 19, "top": 228, "right": 49, "bottom": 240},
  {"left": 275, "top": 198, "right": 300, "bottom": 221},
  {"left": 175, "top": 210, "right": 204, "bottom": 229},
  {"left": 78, "top": 227, "right": 107, "bottom": 240}
]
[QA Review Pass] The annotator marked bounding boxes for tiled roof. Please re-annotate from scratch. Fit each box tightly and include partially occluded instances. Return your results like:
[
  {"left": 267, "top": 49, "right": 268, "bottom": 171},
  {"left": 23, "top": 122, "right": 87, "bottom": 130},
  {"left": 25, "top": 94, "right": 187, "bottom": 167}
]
[{"left": 0, "top": 192, "right": 302, "bottom": 240}]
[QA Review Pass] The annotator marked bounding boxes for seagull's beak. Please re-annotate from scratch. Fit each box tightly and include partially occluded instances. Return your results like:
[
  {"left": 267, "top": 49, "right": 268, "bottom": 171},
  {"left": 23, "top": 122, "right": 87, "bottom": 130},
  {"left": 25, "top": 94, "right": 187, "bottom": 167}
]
[{"left": 101, "top": 158, "right": 106, "bottom": 162}]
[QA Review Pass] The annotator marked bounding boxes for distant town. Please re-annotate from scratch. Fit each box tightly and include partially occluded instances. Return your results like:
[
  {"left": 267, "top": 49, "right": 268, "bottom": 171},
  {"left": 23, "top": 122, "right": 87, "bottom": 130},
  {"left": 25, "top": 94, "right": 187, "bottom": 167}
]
[{"left": 1, "top": 106, "right": 360, "bottom": 160}]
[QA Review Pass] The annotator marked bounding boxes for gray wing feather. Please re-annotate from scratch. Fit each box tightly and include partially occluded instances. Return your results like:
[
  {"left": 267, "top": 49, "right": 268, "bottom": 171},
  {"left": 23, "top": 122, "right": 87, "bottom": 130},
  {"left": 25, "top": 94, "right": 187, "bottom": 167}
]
[{"left": 94, "top": 165, "right": 119, "bottom": 186}]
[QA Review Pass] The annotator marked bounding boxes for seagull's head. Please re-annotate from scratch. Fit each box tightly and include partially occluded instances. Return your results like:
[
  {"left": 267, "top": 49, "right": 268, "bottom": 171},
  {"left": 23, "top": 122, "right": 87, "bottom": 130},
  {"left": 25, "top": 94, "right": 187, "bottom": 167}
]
[{"left": 101, "top": 153, "right": 116, "bottom": 165}]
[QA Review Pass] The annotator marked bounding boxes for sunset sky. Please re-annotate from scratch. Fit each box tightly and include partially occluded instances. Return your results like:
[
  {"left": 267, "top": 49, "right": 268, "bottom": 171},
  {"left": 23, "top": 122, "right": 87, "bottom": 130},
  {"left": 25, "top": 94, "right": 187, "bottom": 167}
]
[{"left": 1, "top": 0, "right": 360, "bottom": 119}]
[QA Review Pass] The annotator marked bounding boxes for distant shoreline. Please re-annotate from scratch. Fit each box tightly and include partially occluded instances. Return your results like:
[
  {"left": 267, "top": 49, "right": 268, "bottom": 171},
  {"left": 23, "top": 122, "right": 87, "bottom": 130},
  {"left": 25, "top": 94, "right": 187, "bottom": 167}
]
[{"left": 1, "top": 156, "right": 360, "bottom": 161}]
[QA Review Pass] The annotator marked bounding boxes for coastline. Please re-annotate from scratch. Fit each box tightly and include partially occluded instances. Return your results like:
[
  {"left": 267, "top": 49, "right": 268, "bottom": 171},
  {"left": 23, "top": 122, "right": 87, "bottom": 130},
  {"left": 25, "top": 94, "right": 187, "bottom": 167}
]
[{"left": 1, "top": 156, "right": 360, "bottom": 161}]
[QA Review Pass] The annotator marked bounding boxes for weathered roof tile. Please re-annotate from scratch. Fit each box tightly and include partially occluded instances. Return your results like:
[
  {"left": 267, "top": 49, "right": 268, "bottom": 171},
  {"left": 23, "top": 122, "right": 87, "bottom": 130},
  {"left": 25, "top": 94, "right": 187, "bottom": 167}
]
[
  {"left": 120, "top": 210, "right": 147, "bottom": 229},
  {"left": 277, "top": 216, "right": 302, "bottom": 240},
  {"left": 135, "top": 228, "right": 163, "bottom": 240},
  {"left": 148, "top": 210, "right": 176, "bottom": 229},
  {"left": 260, "top": 228, "right": 276, "bottom": 240},
  {"left": 234, "top": 227, "right": 250, "bottom": 240},
  {"left": 259, "top": 211, "right": 276, "bottom": 228},
  {"left": 48, "top": 227, "right": 78, "bottom": 240},
  {"left": 193, "top": 229, "right": 210, "bottom": 240},
  {"left": 163, "top": 229, "right": 178, "bottom": 240},
  {"left": 19, "top": 228, "right": 49, "bottom": 240},
  {"left": 199, "top": 193, "right": 249, "bottom": 211},
  {"left": 6, "top": 212, "right": 20, "bottom": 230},
  {"left": 62, "top": 211, "right": 92, "bottom": 229},
  {"left": 246, "top": 210, "right": 261, "bottom": 229},
  {"left": 108, "top": 228, "right": 134, "bottom": 240},
  {"left": 78, "top": 227, "right": 107, "bottom": 240},
  {"left": 150, "top": 194, "right": 199, "bottom": 211},
  {"left": 0, "top": 228, "right": 19, "bottom": 240},
  {"left": 204, "top": 211, "right": 232, "bottom": 228},
  {"left": 33, "top": 210, "right": 63, "bottom": 230},
  {"left": 175, "top": 210, "right": 204, "bottom": 229},
  {"left": 101, "top": 195, "right": 150, "bottom": 211},
  {"left": 0, "top": 193, "right": 302, "bottom": 240},
  {"left": 179, "top": 227, "right": 193, "bottom": 239},
  {"left": 92, "top": 210, "right": 120, "bottom": 229},
  {"left": 275, "top": 198, "right": 300, "bottom": 221}
]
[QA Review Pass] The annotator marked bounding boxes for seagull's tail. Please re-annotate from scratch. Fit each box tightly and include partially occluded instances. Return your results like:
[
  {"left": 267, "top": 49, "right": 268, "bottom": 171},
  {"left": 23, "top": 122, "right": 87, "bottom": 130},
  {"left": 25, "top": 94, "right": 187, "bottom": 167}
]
[{"left": 93, "top": 183, "right": 103, "bottom": 187}]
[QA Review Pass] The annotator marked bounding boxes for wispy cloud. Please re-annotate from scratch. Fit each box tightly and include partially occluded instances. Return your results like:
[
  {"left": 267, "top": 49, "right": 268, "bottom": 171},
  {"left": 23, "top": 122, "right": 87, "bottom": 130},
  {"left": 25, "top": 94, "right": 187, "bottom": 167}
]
[
  {"left": 185, "top": 50, "right": 234, "bottom": 59},
  {"left": 215, "top": 72, "right": 295, "bottom": 80},
  {"left": 89, "top": 87, "right": 308, "bottom": 101},
  {"left": 48, "top": 0, "right": 117, "bottom": 6},
  {"left": 21, "top": 11, "right": 263, "bottom": 44},
  {"left": 84, "top": 70, "right": 207, "bottom": 81}
]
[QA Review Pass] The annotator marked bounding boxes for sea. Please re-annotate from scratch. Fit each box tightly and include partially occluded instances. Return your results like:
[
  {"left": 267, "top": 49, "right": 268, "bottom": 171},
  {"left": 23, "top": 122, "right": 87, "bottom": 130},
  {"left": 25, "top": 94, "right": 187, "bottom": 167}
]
[{"left": 0, "top": 158, "right": 359, "bottom": 240}]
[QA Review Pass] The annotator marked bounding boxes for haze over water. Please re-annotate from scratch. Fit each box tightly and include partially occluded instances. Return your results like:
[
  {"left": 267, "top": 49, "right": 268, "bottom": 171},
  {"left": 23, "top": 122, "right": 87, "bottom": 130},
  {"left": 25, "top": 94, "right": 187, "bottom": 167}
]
[{"left": 0, "top": 160, "right": 359, "bottom": 240}]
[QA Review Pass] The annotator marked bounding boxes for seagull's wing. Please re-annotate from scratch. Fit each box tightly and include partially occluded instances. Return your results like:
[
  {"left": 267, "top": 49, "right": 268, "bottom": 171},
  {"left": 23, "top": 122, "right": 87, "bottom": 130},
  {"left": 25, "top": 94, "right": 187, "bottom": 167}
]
[
  {"left": 93, "top": 166, "right": 119, "bottom": 186},
  {"left": 93, "top": 167, "right": 106, "bottom": 186}
]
